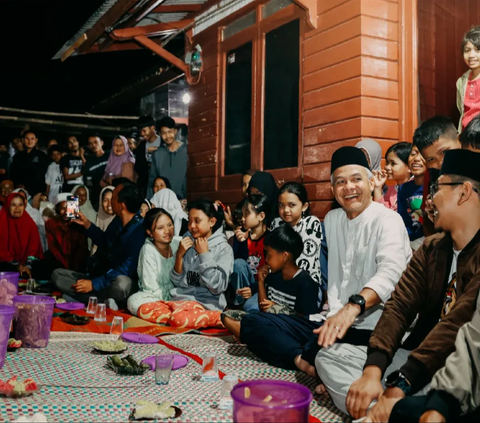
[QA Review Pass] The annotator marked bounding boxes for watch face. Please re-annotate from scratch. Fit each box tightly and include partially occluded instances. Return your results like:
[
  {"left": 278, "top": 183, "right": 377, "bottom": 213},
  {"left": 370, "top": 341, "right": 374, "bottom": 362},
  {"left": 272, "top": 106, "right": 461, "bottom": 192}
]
[{"left": 350, "top": 294, "right": 365, "bottom": 305}]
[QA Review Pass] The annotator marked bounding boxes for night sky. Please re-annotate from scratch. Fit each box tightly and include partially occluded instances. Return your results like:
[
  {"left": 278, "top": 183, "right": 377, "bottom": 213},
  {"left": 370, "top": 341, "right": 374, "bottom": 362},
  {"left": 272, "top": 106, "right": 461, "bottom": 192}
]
[{"left": 0, "top": 0, "right": 165, "bottom": 113}]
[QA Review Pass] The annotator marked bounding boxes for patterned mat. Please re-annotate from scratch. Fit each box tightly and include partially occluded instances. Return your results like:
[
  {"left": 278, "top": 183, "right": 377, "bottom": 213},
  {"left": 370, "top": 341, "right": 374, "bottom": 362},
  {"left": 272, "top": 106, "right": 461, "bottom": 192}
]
[
  {"left": 159, "top": 335, "right": 348, "bottom": 423},
  {"left": 0, "top": 333, "right": 348, "bottom": 422}
]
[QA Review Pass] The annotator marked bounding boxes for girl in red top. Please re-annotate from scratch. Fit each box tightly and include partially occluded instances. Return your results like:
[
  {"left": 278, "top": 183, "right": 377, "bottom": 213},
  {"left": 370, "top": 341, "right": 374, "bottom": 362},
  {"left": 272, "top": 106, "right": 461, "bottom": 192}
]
[
  {"left": 230, "top": 194, "right": 272, "bottom": 311},
  {"left": 457, "top": 26, "right": 480, "bottom": 131}
]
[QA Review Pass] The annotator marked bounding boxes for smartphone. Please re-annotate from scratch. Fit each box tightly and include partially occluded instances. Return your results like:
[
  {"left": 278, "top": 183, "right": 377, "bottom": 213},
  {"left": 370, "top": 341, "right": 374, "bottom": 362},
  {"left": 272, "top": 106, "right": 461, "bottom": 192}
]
[
  {"left": 216, "top": 201, "right": 228, "bottom": 212},
  {"left": 66, "top": 195, "right": 80, "bottom": 219}
]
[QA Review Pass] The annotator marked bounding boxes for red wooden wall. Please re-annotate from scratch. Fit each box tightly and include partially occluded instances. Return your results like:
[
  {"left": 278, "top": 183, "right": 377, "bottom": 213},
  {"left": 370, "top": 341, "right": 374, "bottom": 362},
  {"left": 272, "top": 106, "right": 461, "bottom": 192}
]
[
  {"left": 187, "top": 0, "right": 416, "bottom": 218},
  {"left": 418, "top": 0, "right": 480, "bottom": 123}
]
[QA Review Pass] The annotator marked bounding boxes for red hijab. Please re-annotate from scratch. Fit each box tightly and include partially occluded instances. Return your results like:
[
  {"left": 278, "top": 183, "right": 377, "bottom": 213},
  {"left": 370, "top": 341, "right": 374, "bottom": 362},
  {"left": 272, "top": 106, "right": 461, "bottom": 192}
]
[{"left": 0, "top": 193, "right": 44, "bottom": 264}]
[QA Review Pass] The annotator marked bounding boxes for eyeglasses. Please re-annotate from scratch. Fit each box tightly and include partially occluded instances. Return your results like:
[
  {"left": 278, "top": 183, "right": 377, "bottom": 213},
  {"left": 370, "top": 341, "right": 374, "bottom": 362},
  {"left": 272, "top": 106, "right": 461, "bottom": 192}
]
[{"left": 430, "top": 181, "right": 479, "bottom": 197}]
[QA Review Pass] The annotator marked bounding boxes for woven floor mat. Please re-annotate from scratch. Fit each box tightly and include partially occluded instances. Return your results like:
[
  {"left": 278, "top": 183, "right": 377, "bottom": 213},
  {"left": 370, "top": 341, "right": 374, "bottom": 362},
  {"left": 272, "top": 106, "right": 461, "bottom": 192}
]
[{"left": 159, "top": 335, "right": 348, "bottom": 423}]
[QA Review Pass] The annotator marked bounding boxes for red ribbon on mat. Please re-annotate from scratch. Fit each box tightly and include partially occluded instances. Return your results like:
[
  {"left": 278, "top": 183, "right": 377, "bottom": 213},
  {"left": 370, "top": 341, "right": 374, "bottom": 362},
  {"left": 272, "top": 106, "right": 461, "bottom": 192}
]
[{"left": 156, "top": 337, "right": 322, "bottom": 423}]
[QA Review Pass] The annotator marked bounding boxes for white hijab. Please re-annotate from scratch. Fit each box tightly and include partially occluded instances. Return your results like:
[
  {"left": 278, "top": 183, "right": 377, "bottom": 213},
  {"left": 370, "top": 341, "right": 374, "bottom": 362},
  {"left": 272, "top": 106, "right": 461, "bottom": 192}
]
[
  {"left": 72, "top": 185, "right": 97, "bottom": 224},
  {"left": 13, "top": 188, "right": 47, "bottom": 252},
  {"left": 150, "top": 188, "right": 188, "bottom": 236}
]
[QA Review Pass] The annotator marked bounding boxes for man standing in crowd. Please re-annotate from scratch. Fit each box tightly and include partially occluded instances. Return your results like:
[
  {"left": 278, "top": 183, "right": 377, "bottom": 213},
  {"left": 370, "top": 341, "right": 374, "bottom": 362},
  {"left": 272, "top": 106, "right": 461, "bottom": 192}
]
[
  {"left": 52, "top": 178, "right": 145, "bottom": 310},
  {"left": 239, "top": 147, "right": 411, "bottom": 380},
  {"left": 147, "top": 116, "right": 187, "bottom": 199},
  {"left": 337, "top": 149, "right": 480, "bottom": 422},
  {"left": 135, "top": 115, "right": 161, "bottom": 195},
  {"left": 84, "top": 133, "right": 108, "bottom": 209},
  {"left": 60, "top": 135, "right": 85, "bottom": 193},
  {"left": 10, "top": 130, "right": 49, "bottom": 196}
]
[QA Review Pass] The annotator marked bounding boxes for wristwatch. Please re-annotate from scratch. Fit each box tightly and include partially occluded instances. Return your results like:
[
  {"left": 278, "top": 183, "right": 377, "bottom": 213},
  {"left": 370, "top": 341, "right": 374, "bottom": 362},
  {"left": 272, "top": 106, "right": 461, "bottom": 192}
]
[
  {"left": 348, "top": 294, "right": 366, "bottom": 315},
  {"left": 385, "top": 370, "right": 412, "bottom": 395}
]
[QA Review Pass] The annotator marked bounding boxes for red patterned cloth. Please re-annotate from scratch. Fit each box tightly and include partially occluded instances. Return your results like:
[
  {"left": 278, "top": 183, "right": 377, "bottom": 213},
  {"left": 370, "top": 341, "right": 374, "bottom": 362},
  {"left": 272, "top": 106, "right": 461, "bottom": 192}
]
[
  {"left": 462, "top": 74, "right": 480, "bottom": 130},
  {"left": 138, "top": 300, "right": 222, "bottom": 329}
]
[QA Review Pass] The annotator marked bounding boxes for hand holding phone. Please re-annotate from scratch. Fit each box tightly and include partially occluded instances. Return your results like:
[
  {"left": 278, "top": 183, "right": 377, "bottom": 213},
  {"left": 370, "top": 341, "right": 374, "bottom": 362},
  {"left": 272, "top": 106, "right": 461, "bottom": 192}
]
[{"left": 66, "top": 195, "right": 80, "bottom": 219}]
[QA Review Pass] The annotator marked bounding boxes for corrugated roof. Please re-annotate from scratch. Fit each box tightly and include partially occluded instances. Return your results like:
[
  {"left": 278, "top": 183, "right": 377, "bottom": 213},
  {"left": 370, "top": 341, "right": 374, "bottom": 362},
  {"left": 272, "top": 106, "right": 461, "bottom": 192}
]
[
  {"left": 53, "top": 0, "right": 120, "bottom": 60},
  {"left": 53, "top": 0, "right": 210, "bottom": 60}
]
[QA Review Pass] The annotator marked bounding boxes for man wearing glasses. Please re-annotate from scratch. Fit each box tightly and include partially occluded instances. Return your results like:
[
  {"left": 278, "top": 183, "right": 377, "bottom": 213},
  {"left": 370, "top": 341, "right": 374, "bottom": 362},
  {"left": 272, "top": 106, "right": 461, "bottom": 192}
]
[{"left": 318, "top": 149, "right": 480, "bottom": 422}]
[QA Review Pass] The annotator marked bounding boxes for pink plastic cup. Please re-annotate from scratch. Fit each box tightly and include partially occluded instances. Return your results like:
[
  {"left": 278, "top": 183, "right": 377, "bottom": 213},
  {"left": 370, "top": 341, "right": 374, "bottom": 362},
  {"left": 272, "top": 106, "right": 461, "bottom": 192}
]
[
  {"left": 0, "top": 305, "right": 15, "bottom": 368},
  {"left": 231, "top": 380, "right": 312, "bottom": 423}
]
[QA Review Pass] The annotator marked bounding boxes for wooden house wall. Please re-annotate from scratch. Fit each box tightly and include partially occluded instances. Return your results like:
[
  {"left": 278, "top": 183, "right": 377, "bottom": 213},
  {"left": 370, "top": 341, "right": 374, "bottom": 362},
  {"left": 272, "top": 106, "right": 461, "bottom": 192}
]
[
  {"left": 418, "top": 0, "right": 480, "bottom": 123},
  {"left": 187, "top": 0, "right": 411, "bottom": 218}
]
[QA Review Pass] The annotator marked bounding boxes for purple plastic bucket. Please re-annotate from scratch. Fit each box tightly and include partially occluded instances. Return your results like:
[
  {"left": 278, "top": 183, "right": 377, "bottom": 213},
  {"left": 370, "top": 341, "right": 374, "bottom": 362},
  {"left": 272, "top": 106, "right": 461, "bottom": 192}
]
[
  {"left": 13, "top": 295, "right": 55, "bottom": 348},
  {"left": 231, "top": 380, "right": 312, "bottom": 423},
  {"left": 0, "top": 305, "right": 15, "bottom": 368},
  {"left": 0, "top": 272, "right": 19, "bottom": 306}
]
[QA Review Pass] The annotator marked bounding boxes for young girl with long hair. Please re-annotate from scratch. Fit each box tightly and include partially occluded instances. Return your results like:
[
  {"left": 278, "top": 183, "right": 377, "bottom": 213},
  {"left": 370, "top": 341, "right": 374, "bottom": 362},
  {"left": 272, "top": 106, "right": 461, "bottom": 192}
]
[
  {"left": 137, "top": 198, "right": 234, "bottom": 329},
  {"left": 271, "top": 182, "right": 324, "bottom": 303}
]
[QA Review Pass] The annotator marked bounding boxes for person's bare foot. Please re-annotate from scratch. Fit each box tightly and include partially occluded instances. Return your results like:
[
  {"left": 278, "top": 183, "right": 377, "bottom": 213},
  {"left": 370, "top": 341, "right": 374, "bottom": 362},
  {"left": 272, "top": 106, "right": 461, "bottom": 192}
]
[
  {"left": 315, "top": 384, "right": 326, "bottom": 395},
  {"left": 294, "top": 355, "right": 316, "bottom": 377}
]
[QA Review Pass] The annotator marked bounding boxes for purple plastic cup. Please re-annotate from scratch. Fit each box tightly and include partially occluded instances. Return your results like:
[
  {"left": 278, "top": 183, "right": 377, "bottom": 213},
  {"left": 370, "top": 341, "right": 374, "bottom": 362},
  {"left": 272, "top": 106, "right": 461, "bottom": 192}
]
[
  {"left": 13, "top": 295, "right": 55, "bottom": 348},
  {"left": 0, "top": 272, "right": 20, "bottom": 306},
  {"left": 0, "top": 305, "right": 15, "bottom": 368},
  {"left": 231, "top": 380, "right": 312, "bottom": 423}
]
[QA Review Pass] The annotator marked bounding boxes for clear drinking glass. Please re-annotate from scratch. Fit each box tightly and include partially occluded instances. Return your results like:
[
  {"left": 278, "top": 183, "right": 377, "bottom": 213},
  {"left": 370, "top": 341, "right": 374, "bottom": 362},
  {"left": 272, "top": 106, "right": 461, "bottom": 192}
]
[
  {"left": 94, "top": 303, "right": 107, "bottom": 322},
  {"left": 155, "top": 354, "right": 174, "bottom": 385},
  {"left": 201, "top": 352, "right": 219, "bottom": 381},
  {"left": 219, "top": 374, "right": 239, "bottom": 409},
  {"left": 86, "top": 296, "right": 98, "bottom": 314},
  {"left": 26, "top": 279, "right": 35, "bottom": 294},
  {"left": 110, "top": 316, "right": 124, "bottom": 336}
]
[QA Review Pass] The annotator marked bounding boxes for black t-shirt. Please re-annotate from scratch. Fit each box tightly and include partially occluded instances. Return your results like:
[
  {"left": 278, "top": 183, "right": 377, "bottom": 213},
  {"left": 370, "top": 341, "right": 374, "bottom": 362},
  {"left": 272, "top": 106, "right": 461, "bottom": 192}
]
[
  {"left": 60, "top": 154, "right": 84, "bottom": 192},
  {"left": 265, "top": 269, "right": 319, "bottom": 315},
  {"left": 84, "top": 152, "right": 108, "bottom": 208}
]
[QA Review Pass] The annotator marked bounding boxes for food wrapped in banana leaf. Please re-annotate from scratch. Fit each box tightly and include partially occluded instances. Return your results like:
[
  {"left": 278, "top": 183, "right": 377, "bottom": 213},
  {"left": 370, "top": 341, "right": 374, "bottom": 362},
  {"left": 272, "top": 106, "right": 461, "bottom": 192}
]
[{"left": 106, "top": 354, "right": 150, "bottom": 375}]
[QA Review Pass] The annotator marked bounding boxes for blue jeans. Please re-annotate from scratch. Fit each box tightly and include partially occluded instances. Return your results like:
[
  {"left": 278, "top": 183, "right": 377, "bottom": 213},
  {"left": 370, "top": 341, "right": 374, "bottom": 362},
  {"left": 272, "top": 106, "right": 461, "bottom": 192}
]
[{"left": 230, "top": 259, "right": 259, "bottom": 311}]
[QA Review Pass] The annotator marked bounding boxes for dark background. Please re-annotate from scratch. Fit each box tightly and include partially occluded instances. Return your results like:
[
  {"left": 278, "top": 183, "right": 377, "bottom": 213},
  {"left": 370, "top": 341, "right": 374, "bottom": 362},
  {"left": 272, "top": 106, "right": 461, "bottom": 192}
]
[{"left": 0, "top": 0, "right": 173, "bottom": 143}]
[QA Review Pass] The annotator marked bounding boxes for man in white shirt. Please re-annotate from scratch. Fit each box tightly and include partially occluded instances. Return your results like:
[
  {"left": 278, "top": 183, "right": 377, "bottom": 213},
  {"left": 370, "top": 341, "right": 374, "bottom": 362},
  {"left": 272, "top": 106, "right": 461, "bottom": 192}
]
[{"left": 240, "top": 147, "right": 411, "bottom": 382}]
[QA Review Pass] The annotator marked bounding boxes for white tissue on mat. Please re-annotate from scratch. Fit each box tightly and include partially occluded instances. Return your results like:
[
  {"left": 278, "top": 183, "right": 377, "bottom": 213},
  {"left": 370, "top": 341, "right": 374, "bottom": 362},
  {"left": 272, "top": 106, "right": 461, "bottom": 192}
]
[{"left": 13, "top": 412, "right": 48, "bottom": 423}]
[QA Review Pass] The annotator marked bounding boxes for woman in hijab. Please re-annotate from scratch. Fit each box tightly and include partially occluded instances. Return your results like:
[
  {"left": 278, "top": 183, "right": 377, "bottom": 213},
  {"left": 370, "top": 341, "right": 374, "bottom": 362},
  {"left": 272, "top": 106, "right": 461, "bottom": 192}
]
[
  {"left": 355, "top": 138, "right": 382, "bottom": 171},
  {"left": 100, "top": 136, "right": 136, "bottom": 187},
  {"left": 247, "top": 171, "right": 278, "bottom": 219},
  {"left": 72, "top": 185, "right": 97, "bottom": 224},
  {"left": 150, "top": 188, "right": 188, "bottom": 236},
  {"left": 0, "top": 193, "right": 43, "bottom": 277},
  {"left": 140, "top": 199, "right": 154, "bottom": 218},
  {"left": 44, "top": 193, "right": 88, "bottom": 273},
  {"left": 91, "top": 186, "right": 115, "bottom": 256},
  {"left": 13, "top": 188, "right": 47, "bottom": 252}
]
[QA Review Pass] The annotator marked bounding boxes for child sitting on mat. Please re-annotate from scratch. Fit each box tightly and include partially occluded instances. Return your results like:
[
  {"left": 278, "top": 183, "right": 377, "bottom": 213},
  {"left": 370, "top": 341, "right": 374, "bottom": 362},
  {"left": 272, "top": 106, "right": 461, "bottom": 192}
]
[
  {"left": 229, "top": 194, "right": 271, "bottom": 311},
  {"left": 222, "top": 225, "right": 320, "bottom": 337},
  {"left": 271, "top": 182, "right": 324, "bottom": 304},
  {"left": 137, "top": 198, "right": 234, "bottom": 329},
  {"left": 127, "top": 208, "right": 180, "bottom": 316}
]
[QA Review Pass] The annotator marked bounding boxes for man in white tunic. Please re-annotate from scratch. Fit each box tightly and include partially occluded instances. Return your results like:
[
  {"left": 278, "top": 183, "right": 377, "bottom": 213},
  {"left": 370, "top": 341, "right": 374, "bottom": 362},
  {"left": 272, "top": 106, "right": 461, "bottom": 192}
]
[{"left": 240, "top": 146, "right": 411, "bottom": 380}]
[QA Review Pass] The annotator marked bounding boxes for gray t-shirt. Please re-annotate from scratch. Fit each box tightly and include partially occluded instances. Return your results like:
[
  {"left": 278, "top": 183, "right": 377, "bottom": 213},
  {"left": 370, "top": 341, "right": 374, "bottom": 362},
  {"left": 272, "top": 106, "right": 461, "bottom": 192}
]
[{"left": 145, "top": 136, "right": 161, "bottom": 163}]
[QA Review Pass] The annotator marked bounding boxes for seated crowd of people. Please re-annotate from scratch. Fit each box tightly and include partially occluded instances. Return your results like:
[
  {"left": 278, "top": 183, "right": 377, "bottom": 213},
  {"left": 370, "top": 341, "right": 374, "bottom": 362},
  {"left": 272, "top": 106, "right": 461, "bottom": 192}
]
[{"left": 1, "top": 113, "right": 480, "bottom": 422}]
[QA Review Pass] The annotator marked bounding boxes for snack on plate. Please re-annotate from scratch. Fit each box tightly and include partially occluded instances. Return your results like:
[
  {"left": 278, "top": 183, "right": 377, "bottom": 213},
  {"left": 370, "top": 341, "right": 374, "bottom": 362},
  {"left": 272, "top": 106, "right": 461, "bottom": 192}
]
[
  {"left": 107, "top": 355, "right": 150, "bottom": 375},
  {"left": 132, "top": 400, "right": 177, "bottom": 420},
  {"left": 56, "top": 298, "right": 67, "bottom": 304},
  {"left": 0, "top": 376, "right": 38, "bottom": 398},
  {"left": 92, "top": 340, "right": 126, "bottom": 352}
]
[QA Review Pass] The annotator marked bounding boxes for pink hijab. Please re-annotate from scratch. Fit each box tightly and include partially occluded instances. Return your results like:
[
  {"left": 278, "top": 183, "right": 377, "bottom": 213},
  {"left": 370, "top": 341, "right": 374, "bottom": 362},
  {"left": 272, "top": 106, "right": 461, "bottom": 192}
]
[{"left": 103, "top": 136, "right": 135, "bottom": 178}]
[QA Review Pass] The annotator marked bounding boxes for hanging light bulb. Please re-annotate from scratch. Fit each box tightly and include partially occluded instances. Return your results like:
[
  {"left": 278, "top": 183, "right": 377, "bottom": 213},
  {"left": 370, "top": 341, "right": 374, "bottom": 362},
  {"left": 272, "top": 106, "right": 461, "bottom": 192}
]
[{"left": 182, "top": 93, "right": 191, "bottom": 104}]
